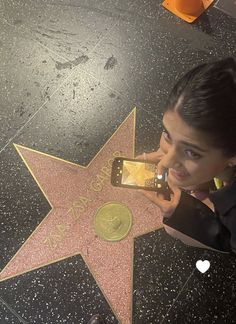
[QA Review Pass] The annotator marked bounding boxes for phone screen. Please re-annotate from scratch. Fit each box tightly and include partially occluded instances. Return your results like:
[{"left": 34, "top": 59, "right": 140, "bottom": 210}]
[{"left": 121, "top": 160, "right": 157, "bottom": 188}]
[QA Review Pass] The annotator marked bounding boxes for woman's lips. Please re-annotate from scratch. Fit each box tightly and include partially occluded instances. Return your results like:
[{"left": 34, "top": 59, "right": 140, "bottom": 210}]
[{"left": 169, "top": 168, "right": 189, "bottom": 181}]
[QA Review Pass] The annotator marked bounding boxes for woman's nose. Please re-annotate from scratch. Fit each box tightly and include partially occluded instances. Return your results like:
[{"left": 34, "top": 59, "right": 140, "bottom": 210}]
[{"left": 161, "top": 148, "right": 180, "bottom": 169}]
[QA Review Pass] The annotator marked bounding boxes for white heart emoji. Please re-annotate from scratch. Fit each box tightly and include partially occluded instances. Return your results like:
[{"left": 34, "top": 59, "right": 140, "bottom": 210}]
[{"left": 196, "top": 260, "right": 210, "bottom": 273}]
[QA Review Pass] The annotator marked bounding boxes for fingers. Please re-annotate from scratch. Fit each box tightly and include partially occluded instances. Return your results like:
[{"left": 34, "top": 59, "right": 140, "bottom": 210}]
[
  {"left": 167, "top": 178, "right": 182, "bottom": 206},
  {"left": 139, "top": 189, "right": 177, "bottom": 217},
  {"left": 139, "top": 190, "right": 165, "bottom": 207},
  {"left": 135, "top": 149, "right": 164, "bottom": 163},
  {"left": 148, "top": 148, "right": 165, "bottom": 161},
  {"left": 135, "top": 153, "right": 147, "bottom": 160}
]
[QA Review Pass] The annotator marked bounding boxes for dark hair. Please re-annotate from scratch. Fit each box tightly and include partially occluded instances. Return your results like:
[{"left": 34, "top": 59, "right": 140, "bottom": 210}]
[{"left": 165, "top": 57, "right": 236, "bottom": 157}]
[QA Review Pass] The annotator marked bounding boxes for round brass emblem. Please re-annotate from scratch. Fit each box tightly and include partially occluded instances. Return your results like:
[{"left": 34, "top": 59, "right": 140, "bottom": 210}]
[{"left": 94, "top": 202, "right": 133, "bottom": 242}]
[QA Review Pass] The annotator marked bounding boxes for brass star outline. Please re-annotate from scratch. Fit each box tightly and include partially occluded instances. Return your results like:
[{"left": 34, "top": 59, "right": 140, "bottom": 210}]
[{"left": 0, "top": 108, "right": 163, "bottom": 323}]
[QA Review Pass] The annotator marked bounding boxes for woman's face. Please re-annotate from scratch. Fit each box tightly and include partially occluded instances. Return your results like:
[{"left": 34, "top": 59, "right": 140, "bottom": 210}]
[{"left": 160, "top": 110, "right": 232, "bottom": 189}]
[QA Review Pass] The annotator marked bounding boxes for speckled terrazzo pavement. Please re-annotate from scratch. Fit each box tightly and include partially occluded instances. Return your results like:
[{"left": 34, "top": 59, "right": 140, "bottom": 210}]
[
  {"left": 215, "top": 0, "right": 236, "bottom": 19},
  {"left": 1, "top": 0, "right": 236, "bottom": 323}
]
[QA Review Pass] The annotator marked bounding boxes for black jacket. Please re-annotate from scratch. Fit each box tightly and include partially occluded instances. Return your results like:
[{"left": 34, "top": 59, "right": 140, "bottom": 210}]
[{"left": 163, "top": 179, "right": 236, "bottom": 254}]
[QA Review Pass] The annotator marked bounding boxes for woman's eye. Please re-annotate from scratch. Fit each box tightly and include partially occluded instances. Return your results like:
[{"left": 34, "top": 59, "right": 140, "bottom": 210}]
[
  {"left": 185, "top": 150, "right": 201, "bottom": 159},
  {"left": 162, "top": 129, "right": 202, "bottom": 159}
]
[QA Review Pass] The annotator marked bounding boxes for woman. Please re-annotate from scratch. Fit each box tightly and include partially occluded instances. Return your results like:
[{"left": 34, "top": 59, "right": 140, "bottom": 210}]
[
  {"left": 140, "top": 57, "right": 236, "bottom": 254},
  {"left": 87, "top": 57, "right": 236, "bottom": 324}
]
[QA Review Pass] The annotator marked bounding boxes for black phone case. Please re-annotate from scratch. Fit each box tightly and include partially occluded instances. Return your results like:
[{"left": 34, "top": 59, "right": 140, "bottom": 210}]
[{"left": 111, "top": 157, "right": 171, "bottom": 199}]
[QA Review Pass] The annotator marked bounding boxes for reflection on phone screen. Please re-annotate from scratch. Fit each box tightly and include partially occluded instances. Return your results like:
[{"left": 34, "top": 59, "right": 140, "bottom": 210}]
[{"left": 121, "top": 161, "right": 156, "bottom": 187}]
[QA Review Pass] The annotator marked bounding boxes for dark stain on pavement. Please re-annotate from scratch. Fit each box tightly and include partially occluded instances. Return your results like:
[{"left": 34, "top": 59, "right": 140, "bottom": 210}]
[
  {"left": 104, "top": 55, "right": 118, "bottom": 70},
  {"left": 55, "top": 55, "right": 89, "bottom": 70}
]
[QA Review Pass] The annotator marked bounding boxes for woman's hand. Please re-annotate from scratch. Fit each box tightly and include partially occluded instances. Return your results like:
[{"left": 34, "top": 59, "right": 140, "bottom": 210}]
[
  {"left": 137, "top": 150, "right": 182, "bottom": 217},
  {"left": 139, "top": 178, "right": 181, "bottom": 217},
  {"left": 135, "top": 147, "right": 165, "bottom": 163}
]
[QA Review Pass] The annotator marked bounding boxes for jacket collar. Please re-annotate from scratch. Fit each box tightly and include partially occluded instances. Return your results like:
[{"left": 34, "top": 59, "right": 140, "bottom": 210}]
[{"left": 209, "top": 178, "right": 236, "bottom": 215}]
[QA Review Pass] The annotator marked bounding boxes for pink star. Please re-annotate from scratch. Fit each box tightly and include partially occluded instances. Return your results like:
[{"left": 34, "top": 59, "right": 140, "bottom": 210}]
[{"left": 0, "top": 109, "right": 163, "bottom": 323}]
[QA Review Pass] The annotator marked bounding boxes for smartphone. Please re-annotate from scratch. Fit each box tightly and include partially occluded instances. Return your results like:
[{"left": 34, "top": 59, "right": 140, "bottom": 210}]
[{"left": 111, "top": 157, "right": 170, "bottom": 199}]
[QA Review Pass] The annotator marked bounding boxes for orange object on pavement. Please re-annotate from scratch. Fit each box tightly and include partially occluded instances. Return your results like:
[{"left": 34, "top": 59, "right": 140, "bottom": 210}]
[{"left": 162, "top": 0, "right": 215, "bottom": 23}]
